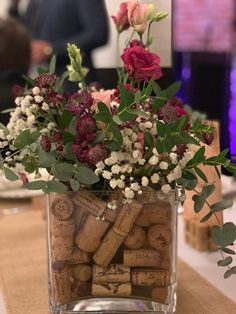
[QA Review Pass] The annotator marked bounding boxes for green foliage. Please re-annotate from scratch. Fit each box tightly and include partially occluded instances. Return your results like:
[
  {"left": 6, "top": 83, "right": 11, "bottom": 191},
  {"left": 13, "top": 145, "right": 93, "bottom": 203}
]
[
  {"left": 211, "top": 223, "right": 236, "bottom": 247},
  {"left": 14, "top": 130, "right": 41, "bottom": 149},
  {"left": 76, "top": 165, "right": 100, "bottom": 185},
  {"left": 3, "top": 167, "right": 19, "bottom": 181}
]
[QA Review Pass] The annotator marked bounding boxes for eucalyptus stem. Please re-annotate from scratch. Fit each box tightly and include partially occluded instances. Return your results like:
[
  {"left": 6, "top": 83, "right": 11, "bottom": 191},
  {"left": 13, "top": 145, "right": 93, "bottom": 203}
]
[{"left": 146, "top": 21, "right": 153, "bottom": 50}]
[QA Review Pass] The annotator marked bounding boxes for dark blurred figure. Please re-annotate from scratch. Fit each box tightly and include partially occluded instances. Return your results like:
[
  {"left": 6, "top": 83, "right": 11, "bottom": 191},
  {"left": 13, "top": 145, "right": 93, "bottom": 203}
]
[
  {"left": 13, "top": 0, "right": 109, "bottom": 87},
  {"left": 0, "top": 17, "right": 30, "bottom": 125}
]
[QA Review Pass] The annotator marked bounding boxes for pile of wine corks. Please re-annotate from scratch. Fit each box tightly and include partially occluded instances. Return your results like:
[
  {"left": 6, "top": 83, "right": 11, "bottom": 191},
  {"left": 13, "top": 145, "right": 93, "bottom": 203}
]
[
  {"left": 49, "top": 189, "right": 174, "bottom": 306},
  {"left": 184, "top": 218, "right": 218, "bottom": 251}
]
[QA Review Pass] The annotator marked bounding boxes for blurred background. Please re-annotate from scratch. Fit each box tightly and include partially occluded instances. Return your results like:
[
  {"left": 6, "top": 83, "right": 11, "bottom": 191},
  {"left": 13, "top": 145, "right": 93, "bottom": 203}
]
[{"left": 0, "top": 0, "right": 235, "bottom": 161}]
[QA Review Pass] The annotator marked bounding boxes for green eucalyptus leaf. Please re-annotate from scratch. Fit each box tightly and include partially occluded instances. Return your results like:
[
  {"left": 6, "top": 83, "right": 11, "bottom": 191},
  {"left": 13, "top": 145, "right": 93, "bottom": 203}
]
[
  {"left": 70, "top": 178, "right": 80, "bottom": 192},
  {"left": 38, "top": 148, "right": 55, "bottom": 167},
  {"left": 200, "top": 211, "right": 213, "bottom": 223},
  {"left": 210, "top": 199, "right": 233, "bottom": 213},
  {"left": 46, "top": 180, "right": 67, "bottom": 193},
  {"left": 14, "top": 130, "right": 41, "bottom": 149},
  {"left": 211, "top": 223, "right": 236, "bottom": 247},
  {"left": 63, "top": 143, "right": 77, "bottom": 161},
  {"left": 76, "top": 166, "right": 99, "bottom": 185},
  {"left": 217, "top": 257, "right": 233, "bottom": 267},
  {"left": 4, "top": 167, "right": 19, "bottom": 181},
  {"left": 52, "top": 163, "right": 75, "bottom": 181},
  {"left": 106, "top": 140, "right": 121, "bottom": 151},
  {"left": 61, "top": 111, "right": 73, "bottom": 129},
  {"left": 23, "top": 180, "right": 47, "bottom": 190},
  {"left": 21, "top": 156, "right": 39, "bottom": 173},
  {"left": 187, "top": 147, "right": 206, "bottom": 167},
  {"left": 224, "top": 266, "right": 236, "bottom": 279},
  {"left": 221, "top": 247, "right": 236, "bottom": 255},
  {"left": 119, "top": 110, "right": 136, "bottom": 122}
]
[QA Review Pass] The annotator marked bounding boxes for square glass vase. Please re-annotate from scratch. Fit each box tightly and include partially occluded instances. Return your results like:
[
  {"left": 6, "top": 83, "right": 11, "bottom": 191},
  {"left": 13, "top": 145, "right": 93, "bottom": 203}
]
[{"left": 46, "top": 188, "right": 178, "bottom": 314}]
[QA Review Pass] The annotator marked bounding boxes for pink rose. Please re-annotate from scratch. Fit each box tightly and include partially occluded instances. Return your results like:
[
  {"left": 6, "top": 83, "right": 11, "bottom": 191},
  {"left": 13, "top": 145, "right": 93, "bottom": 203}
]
[
  {"left": 112, "top": 2, "right": 130, "bottom": 33},
  {"left": 91, "top": 90, "right": 114, "bottom": 110},
  {"left": 121, "top": 44, "right": 163, "bottom": 81},
  {"left": 127, "top": 0, "right": 149, "bottom": 34}
]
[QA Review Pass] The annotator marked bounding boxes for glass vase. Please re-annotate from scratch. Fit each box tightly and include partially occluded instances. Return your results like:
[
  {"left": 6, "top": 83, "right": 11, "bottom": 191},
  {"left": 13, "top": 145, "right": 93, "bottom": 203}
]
[{"left": 46, "top": 188, "right": 178, "bottom": 314}]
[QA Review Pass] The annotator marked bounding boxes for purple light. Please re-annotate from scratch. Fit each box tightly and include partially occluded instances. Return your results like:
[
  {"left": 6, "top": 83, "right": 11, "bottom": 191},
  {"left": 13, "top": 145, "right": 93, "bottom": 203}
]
[
  {"left": 229, "top": 56, "right": 236, "bottom": 156},
  {"left": 182, "top": 67, "right": 191, "bottom": 80}
]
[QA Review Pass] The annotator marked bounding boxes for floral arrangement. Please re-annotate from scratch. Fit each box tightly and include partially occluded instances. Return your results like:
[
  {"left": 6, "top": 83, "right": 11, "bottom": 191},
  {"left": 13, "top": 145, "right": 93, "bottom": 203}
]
[{"left": 0, "top": 0, "right": 236, "bottom": 277}]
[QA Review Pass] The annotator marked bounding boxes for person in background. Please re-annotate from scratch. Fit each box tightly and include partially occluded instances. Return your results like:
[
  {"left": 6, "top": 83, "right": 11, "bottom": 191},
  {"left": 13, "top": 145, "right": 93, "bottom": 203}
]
[
  {"left": 21, "top": 0, "right": 109, "bottom": 87},
  {"left": 0, "top": 17, "right": 30, "bottom": 125}
]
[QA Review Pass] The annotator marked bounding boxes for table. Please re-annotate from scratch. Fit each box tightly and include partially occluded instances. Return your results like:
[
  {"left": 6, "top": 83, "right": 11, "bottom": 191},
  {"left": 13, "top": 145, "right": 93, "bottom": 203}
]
[{"left": 0, "top": 205, "right": 236, "bottom": 314}]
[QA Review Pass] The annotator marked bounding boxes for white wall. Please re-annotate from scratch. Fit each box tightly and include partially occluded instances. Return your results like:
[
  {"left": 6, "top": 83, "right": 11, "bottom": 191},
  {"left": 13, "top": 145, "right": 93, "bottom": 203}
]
[{"left": 93, "top": 0, "right": 172, "bottom": 68}]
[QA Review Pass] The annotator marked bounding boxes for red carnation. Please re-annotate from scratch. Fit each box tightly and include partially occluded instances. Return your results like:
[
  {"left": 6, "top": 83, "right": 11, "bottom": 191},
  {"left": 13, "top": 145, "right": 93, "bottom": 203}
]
[{"left": 121, "top": 44, "right": 162, "bottom": 81}]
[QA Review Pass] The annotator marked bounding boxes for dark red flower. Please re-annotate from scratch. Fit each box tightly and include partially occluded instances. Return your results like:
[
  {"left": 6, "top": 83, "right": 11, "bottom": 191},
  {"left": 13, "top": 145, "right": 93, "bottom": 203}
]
[
  {"left": 72, "top": 143, "right": 89, "bottom": 163},
  {"left": 86, "top": 144, "right": 107, "bottom": 166},
  {"left": 176, "top": 144, "right": 187, "bottom": 157},
  {"left": 40, "top": 134, "right": 51, "bottom": 152},
  {"left": 35, "top": 73, "right": 58, "bottom": 88},
  {"left": 66, "top": 91, "right": 93, "bottom": 116},
  {"left": 121, "top": 44, "right": 162, "bottom": 81},
  {"left": 158, "top": 97, "right": 188, "bottom": 124},
  {"left": 76, "top": 114, "right": 96, "bottom": 143},
  {"left": 47, "top": 90, "right": 65, "bottom": 106}
]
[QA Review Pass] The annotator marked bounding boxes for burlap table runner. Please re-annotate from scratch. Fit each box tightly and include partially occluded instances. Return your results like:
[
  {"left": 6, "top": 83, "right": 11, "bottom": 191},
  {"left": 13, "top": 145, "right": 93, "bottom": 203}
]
[{"left": 0, "top": 208, "right": 236, "bottom": 314}]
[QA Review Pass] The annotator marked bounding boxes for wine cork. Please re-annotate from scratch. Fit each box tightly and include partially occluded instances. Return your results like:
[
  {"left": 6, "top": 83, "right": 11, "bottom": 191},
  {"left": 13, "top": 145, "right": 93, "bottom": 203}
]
[
  {"left": 124, "top": 225, "right": 146, "bottom": 249},
  {"left": 73, "top": 189, "right": 107, "bottom": 217},
  {"left": 195, "top": 221, "right": 210, "bottom": 251},
  {"left": 135, "top": 202, "right": 171, "bottom": 227},
  {"left": 147, "top": 224, "right": 172, "bottom": 251},
  {"left": 102, "top": 191, "right": 123, "bottom": 222},
  {"left": 73, "top": 207, "right": 88, "bottom": 230},
  {"left": 132, "top": 286, "right": 152, "bottom": 298},
  {"left": 51, "top": 196, "right": 74, "bottom": 220},
  {"left": 75, "top": 214, "right": 110, "bottom": 253},
  {"left": 136, "top": 187, "right": 157, "bottom": 204},
  {"left": 67, "top": 249, "right": 91, "bottom": 264},
  {"left": 160, "top": 256, "right": 171, "bottom": 270},
  {"left": 71, "top": 264, "right": 92, "bottom": 282},
  {"left": 92, "top": 283, "right": 131, "bottom": 297},
  {"left": 51, "top": 235, "right": 74, "bottom": 261},
  {"left": 93, "top": 228, "right": 124, "bottom": 268},
  {"left": 113, "top": 200, "right": 143, "bottom": 237},
  {"left": 152, "top": 287, "right": 169, "bottom": 303},
  {"left": 71, "top": 281, "right": 91, "bottom": 298},
  {"left": 123, "top": 249, "right": 161, "bottom": 267},
  {"left": 208, "top": 239, "right": 218, "bottom": 251},
  {"left": 131, "top": 269, "right": 170, "bottom": 287},
  {"left": 189, "top": 219, "right": 197, "bottom": 248},
  {"left": 51, "top": 218, "right": 75, "bottom": 236},
  {"left": 52, "top": 261, "right": 71, "bottom": 305},
  {"left": 93, "top": 264, "right": 130, "bottom": 283}
]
